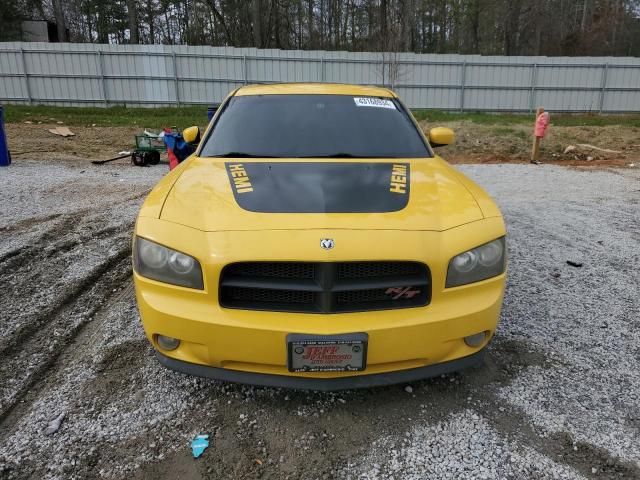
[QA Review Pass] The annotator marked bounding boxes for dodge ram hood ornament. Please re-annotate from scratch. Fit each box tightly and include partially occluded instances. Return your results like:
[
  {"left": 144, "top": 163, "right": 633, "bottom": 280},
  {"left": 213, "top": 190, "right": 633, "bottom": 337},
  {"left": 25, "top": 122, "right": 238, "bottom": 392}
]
[{"left": 320, "top": 238, "right": 335, "bottom": 250}]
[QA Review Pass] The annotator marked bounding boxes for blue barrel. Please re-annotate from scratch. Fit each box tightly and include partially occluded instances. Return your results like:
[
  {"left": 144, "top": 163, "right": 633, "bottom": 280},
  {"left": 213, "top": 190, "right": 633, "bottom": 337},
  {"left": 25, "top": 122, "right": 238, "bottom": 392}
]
[
  {"left": 0, "top": 106, "right": 9, "bottom": 166},
  {"left": 206, "top": 103, "right": 220, "bottom": 122}
]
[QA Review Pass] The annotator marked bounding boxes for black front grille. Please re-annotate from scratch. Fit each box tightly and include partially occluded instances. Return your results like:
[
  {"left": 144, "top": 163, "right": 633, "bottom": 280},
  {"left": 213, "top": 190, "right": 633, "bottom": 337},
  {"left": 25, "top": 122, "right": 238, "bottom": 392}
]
[
  {"left": 225, "top": 262, "right": 315, "bottom": 279},
  {"left": 219, "top": 261, "right": 430, "bottom": 313},
  {"left": 337, "top": 262, "right": 424, "bottom": 279},
  {"left": 337, "top": 288, "right": 401, "bottom": 304}
]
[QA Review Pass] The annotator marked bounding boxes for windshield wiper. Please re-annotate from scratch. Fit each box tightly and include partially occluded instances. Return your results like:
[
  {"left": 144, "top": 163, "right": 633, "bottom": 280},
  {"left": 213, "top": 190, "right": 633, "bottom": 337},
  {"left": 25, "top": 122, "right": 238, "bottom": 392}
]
[
  {"left": 210, "top": 152, "right": 276, "bottom": 158},
  {"left": 299, "top": 153, "right": 367, "bottom": 158},
  {"left": 210, "top": 152, "right": 398, "bottom": 159},
  {"left": 300, "top": 153, "right": 400, "bottom": 158}
]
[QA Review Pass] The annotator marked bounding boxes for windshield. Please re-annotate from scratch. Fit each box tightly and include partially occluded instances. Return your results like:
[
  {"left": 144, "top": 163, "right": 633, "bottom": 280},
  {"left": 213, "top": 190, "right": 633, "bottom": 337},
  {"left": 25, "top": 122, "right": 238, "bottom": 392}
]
[{"left": 199, "top": 94, "right": 431, "bottom": 158}]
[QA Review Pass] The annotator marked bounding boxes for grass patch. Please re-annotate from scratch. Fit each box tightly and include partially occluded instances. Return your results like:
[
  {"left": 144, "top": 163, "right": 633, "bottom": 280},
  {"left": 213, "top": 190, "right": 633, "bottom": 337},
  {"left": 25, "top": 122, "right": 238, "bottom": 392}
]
[
  {"left": 412, "top": 109, "right": 640, "bottom": 127},
  {"left": 513, "top": 130, "right": 528, "bottom": 140},
  {"left": 3, "top": 105, "right": 640, "bottom": 129},
  {"left": 413, "top": 109, "right": 530, "bottom": 126},
  {"left": 4, "top": 105, "right": 209, "bottom": 129},
  {"left": 488, "top": 127, "right": 529, "bottom": 140},
  {"left": 491, "top": 127, "right": 517, "bottom": 136}
]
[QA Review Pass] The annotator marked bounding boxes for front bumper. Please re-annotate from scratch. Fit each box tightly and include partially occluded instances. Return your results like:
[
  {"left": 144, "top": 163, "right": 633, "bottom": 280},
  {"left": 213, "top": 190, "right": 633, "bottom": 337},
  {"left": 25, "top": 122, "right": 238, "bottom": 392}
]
[
  {"left": 156, "top": 348, "right": 486, "bottom": 390},
  {"left": 136, "top": 266, "right": 503, "bottom": 388},
  {"left": 134, "top": 217, "right": 506, "bottom": 389}
]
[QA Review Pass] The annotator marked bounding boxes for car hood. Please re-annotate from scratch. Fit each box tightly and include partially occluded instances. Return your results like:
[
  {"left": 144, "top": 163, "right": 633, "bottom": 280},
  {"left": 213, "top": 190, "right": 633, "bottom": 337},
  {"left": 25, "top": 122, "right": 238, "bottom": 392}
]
[{"left": 158, "top": 156, "right": 484, "bottom": 232}]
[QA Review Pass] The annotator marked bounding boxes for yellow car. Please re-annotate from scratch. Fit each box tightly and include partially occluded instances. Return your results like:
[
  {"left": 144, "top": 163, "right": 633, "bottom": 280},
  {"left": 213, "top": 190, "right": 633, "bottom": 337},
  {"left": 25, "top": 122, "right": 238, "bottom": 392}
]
[{"left": 133, "top": 83, "right": 506, "bottom": 390}]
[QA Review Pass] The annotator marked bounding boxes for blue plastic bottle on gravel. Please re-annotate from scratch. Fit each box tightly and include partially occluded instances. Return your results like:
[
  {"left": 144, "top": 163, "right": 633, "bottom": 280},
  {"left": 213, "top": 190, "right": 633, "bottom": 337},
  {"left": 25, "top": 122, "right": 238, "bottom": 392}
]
[{"left": 0, "top": 106, "right": 10, "bottom": 167}]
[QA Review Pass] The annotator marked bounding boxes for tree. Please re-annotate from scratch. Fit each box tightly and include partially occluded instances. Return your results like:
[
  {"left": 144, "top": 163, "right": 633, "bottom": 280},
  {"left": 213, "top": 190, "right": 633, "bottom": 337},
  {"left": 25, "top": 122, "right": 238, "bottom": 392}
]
[
  {"left": 4, "top": 0, "right": 639, "bottom": 56},
  {"left": 52, "top": 0, "right": 68, "bottom": 41},
  {"left": 0, "top": 0, "right": 22, "bottom": 40},
  {"left": 127, "top": 0, "right": 139, "bottom": 43}
]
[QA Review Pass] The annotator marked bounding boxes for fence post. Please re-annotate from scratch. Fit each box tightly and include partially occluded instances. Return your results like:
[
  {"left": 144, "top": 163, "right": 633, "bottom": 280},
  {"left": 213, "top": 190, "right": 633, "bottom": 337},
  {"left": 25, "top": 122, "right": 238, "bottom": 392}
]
[
  {"left": 459, "top": 61, "right": 467, "bottom": 112},
  {"left": 529, "top": 63, "right": 538, "bottom": 113},
  {"left": 242, "top": 55, "right": 248, "bottom": 85},
  {"left": 599, "top": 63, "right": 608, "bottom": 113},
  {"left": 97, "top": 51, "right": 107, "bottom": 107},
  {"left": 172, "top": 52, "right": 180, "bottom": 106},
  {"left": 320, "top": 57, "right": 325, "bottom": 82},
  {"left": 20, "top": 48, "right": 32, "bottom": 105}
]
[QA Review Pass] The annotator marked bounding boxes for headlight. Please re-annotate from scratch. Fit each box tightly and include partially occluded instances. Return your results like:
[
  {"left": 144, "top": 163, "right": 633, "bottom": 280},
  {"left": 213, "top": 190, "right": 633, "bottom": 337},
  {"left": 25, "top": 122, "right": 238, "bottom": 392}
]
[
  {"left": 446, "top": 237, "right": 506, "bottom": 287},
  {"left": 133, "top": 237, "right": 204, "bottom": 289}
]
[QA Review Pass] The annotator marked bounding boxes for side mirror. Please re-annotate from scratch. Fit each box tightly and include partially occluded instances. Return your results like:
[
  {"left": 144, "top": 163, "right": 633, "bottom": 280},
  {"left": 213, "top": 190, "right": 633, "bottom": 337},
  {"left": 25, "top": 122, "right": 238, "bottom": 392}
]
[
  {"left": 429, "top": 127, "right": 454, "bottom": 148},
  {"left": 183, "top": 126, "right": 201, "bottom": 144}
]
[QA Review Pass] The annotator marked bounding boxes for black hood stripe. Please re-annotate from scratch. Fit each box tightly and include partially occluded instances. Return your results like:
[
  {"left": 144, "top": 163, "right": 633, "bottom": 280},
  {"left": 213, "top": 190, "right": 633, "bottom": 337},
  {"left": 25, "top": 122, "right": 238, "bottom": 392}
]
[{"left": 225, "top": 162, "right": 410, "bottom": 213}]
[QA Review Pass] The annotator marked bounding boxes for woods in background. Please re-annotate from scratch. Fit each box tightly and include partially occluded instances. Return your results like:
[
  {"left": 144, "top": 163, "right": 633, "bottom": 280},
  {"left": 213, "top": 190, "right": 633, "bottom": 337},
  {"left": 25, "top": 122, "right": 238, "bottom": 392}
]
[{"left": 3, "top": 0, "right": 640, "bottom": 56}]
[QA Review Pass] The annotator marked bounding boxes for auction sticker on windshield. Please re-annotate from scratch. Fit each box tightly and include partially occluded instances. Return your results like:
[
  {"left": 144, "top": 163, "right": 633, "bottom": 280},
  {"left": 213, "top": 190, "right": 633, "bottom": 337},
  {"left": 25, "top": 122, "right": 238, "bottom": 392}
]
[
  {"left": 287, "top": 333, "right": 368, "bottom": 372},
  {"left": 353, "top": 97, "right": 396, "bottom": 109}
]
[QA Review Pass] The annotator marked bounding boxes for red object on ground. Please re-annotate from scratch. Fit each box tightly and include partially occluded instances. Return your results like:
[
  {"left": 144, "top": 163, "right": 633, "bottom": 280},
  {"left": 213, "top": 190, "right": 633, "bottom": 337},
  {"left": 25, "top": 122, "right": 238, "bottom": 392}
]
[
  {"left": 534, "top": 112, "right": 550, "bottom": 138},
  {"left": 167, "top": 149, "right": 180, "bottom": 170},
  {"left": 163, "top": 127, "right": 196, "bottom": 171},
  {"left": 163, "top": 127, "right": 181, "bottom": 170}
]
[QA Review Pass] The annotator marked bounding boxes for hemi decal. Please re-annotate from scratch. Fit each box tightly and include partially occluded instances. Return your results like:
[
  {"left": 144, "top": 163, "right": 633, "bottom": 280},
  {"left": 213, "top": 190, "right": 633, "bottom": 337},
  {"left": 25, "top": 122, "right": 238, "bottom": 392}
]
[
  {"left": 390, "top": 164, "right": 407, "bottom": 194},
  {"left": 227, "top": 163, "right": 253, "bottom": 193}
]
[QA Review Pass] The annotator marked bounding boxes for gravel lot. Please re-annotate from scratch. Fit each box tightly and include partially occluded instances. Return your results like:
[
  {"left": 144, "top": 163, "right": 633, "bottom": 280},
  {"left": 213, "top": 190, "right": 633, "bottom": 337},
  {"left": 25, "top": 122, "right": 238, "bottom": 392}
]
[{"left": 0, "top": 159, "right": 639, "bottom": 480}]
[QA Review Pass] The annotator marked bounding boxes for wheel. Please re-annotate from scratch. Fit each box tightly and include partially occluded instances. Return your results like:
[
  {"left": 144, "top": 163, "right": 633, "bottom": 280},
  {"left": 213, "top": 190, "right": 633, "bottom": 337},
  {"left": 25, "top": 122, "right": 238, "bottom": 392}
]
[
  {"left": 142, "top": 151, "right": 153, "bottom": 166},
  {"left": 131, "top": 151, "right": 147, "bottom": 167},
  {"left": 147, "top": 150, "right": 160, "bottom": 165}
]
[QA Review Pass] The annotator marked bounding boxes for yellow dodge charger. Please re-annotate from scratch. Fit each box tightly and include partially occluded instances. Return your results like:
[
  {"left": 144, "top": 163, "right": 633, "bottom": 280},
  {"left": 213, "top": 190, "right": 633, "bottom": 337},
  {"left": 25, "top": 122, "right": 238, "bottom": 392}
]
[{"left": 133, "top": 83, "right": 506, "bottom": 390}]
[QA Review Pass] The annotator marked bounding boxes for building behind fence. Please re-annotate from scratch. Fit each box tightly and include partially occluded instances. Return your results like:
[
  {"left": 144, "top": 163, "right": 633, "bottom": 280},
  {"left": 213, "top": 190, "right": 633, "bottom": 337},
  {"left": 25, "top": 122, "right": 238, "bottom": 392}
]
[{"left": 1, "top": 42, "right": 639, "bottom": 113}]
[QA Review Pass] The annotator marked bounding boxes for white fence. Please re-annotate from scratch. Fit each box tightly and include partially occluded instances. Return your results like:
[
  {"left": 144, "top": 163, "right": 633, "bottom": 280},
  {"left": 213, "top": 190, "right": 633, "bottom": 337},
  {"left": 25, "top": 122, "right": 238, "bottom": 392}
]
[{"left": 1, "top": 42, "right": 639, "bottom": 112}]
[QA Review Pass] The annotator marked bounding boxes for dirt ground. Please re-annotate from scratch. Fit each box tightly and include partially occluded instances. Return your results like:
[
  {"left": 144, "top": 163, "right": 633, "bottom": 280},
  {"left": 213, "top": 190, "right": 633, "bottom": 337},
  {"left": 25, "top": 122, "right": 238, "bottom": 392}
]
[
  {"left": 435, "top": 120, "right": 640, "bottom": 169},
  {"left": 5, "top": 124, "right": 143, "bottom": 163},
  {"left": 1, "top": 125, "right": 639, "bottom": 479},
  {"left": 5, "top": 121, "right": 640, "bottom": 169}
]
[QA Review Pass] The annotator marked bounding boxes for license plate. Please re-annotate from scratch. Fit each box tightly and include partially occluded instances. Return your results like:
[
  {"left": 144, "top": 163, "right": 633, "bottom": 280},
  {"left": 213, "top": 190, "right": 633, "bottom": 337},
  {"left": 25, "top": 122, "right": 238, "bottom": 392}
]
[{"left": 287, "top": 333, "right": 368, "bottom": 372}]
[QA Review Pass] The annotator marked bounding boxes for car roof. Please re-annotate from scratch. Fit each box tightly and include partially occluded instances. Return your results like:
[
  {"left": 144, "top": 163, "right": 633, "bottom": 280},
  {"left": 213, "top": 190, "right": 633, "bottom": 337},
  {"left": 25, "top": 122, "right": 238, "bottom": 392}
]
[{"left": 233, "top": 82, "right": 397, "bottom": 98}]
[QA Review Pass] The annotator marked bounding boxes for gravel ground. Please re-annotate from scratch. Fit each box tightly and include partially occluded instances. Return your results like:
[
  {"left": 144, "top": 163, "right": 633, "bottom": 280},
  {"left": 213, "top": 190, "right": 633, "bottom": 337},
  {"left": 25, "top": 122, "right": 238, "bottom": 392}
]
[{"left": 0, "top": 159, "right": 639, "bottom": 480}]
